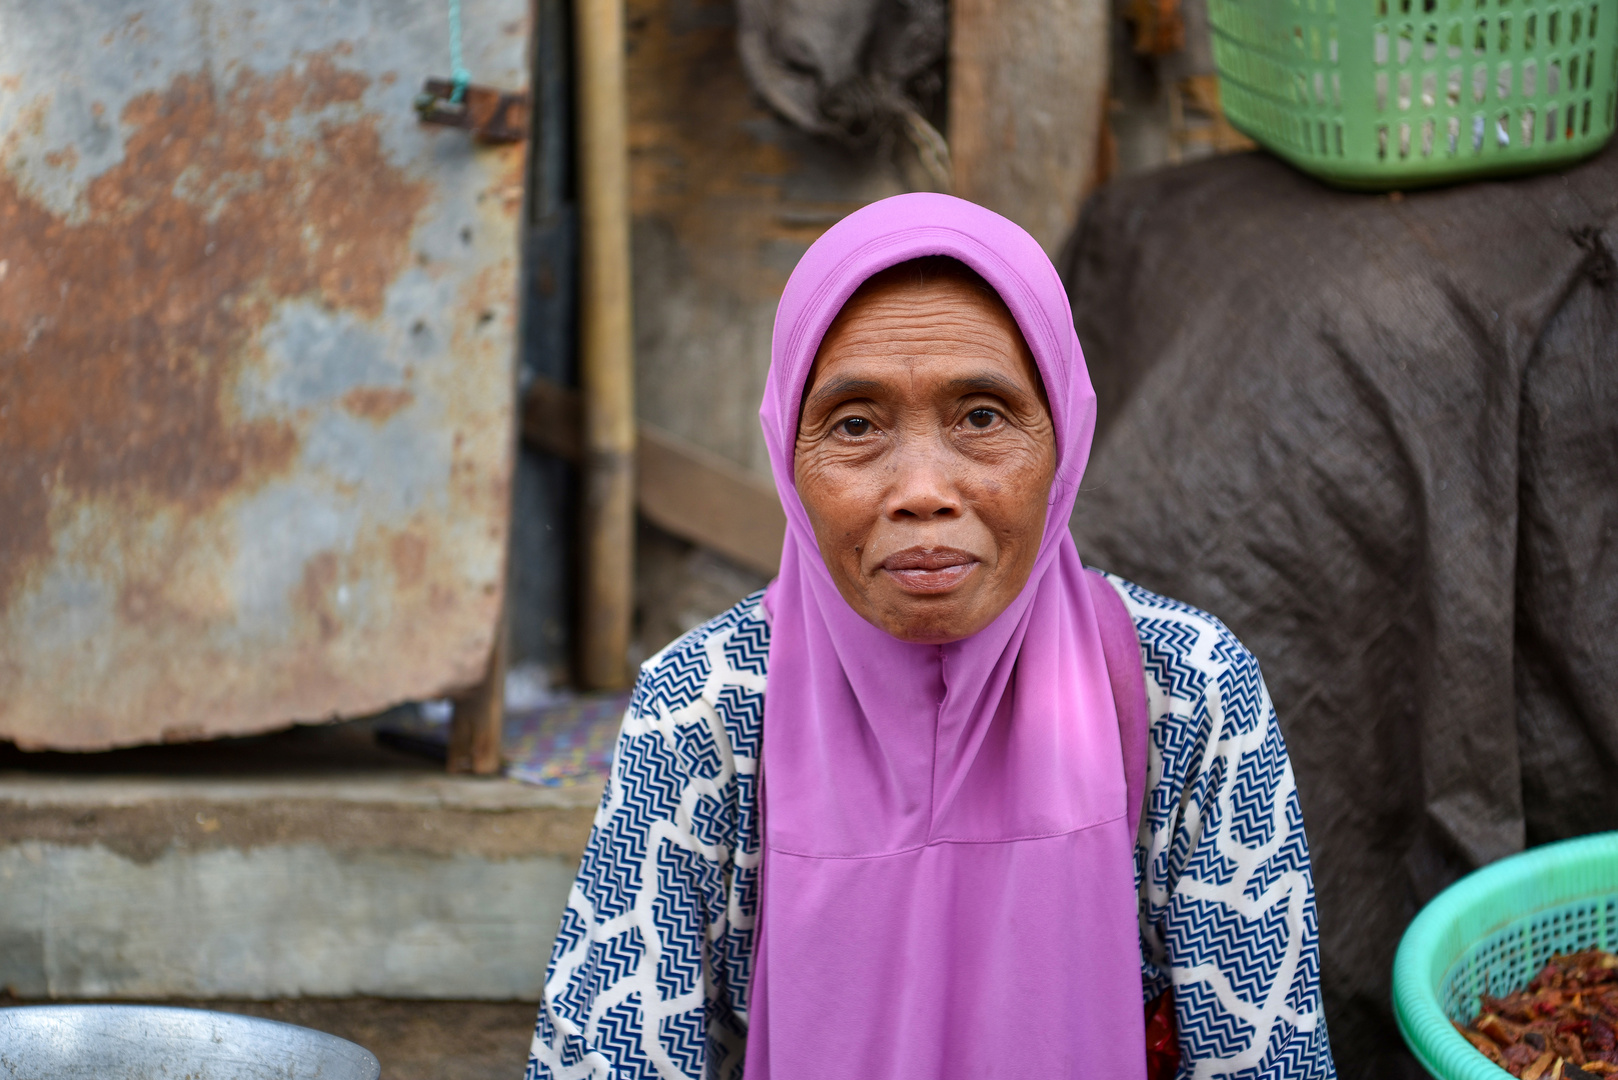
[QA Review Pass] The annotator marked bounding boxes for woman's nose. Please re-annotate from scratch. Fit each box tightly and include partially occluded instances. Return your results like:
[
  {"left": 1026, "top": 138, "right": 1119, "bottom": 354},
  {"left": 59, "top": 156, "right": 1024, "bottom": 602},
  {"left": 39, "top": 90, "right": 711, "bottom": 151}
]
[{"left": 884, "top": 437, "right": 962, "bottom": 520}]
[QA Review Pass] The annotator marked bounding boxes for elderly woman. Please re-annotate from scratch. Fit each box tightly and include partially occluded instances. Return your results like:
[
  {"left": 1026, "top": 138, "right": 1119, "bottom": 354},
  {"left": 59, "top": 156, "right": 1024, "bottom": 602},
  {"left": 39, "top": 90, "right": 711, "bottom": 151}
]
[{"left": 526, "top": 195, "right": 1335, "bottom": 1079}]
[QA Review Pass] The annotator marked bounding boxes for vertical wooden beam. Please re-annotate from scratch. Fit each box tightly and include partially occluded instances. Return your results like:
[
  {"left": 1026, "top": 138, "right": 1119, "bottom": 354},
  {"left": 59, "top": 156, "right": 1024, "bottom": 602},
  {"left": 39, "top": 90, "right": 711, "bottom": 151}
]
[
  {"left": 949, "top": 0, "right": 1112, "bottom": 254},
  {"left": 574, "top": 0, "right": 636, "bottom": 689},
  {"left": 449, "top": 607, "right": 509, "bottom": 775}
]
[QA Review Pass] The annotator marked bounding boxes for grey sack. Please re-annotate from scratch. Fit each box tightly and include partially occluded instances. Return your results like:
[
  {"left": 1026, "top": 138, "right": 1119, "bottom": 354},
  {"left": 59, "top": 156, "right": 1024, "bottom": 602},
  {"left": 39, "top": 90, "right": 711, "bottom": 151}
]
[{"left": 1060, "top": 141, "right": 1618, "bottom": 1078}]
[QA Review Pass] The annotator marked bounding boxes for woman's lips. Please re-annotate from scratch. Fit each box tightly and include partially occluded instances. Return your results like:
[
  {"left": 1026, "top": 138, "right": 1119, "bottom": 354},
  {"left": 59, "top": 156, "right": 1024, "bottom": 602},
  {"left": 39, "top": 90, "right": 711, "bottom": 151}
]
[{"left": 879, "top": 548, "right": 979, "bottom": 594}]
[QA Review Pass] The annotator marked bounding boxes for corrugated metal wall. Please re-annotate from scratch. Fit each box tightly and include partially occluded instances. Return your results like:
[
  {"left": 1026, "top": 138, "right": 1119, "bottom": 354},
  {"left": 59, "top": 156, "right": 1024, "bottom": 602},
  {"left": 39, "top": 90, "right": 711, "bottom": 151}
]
[{"left": 0, "top": 0, "right": 528, "bottom": 749}]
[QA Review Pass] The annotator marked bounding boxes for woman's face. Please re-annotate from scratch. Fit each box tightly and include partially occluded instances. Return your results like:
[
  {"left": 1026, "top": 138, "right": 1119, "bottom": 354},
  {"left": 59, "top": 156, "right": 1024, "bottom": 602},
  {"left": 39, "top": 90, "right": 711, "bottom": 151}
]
[{"left": 793, "top": 268, "right": 1057, "bottom": 645}]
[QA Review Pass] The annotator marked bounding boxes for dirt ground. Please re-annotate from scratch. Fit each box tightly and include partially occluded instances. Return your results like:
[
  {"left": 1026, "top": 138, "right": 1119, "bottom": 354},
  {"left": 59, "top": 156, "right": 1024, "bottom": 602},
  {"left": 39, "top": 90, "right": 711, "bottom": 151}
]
[{"left": 0, "top": 996, "right": 540, "bottom": 1080}]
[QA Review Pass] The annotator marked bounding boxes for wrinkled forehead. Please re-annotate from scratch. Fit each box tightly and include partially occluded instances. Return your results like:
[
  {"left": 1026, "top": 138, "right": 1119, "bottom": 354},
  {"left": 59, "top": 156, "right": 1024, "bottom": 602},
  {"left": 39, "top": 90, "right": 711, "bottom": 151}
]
[
  {"left": 803, "top": 258, "right": 1044, "bottom": 405},
  {"left": 776, "top": 245, "right": 1074, "bottom": 461}
]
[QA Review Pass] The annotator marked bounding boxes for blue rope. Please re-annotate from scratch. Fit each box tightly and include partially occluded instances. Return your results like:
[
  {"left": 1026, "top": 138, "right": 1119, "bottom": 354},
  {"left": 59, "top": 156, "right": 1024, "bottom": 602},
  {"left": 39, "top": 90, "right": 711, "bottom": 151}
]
[{"left": 448, "top": 0, "right": 470, "bottom": 103}]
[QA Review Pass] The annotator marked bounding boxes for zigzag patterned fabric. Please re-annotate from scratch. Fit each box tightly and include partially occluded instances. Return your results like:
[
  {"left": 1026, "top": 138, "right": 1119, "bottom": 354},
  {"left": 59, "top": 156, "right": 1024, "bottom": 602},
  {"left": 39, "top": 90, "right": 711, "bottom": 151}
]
[{"left": 527, "top": 574, "right": 1336, "bottom": 1080}]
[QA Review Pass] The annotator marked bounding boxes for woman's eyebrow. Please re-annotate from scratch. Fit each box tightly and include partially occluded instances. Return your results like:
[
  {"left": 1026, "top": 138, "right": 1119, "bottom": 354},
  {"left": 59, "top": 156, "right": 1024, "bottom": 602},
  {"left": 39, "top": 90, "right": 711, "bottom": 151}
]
[
  {"left": 805, "top": 376, "right": 885, "bottom": 412},
  {"left": 945, "top": 374, "right": 1025, "bottom": 397}
]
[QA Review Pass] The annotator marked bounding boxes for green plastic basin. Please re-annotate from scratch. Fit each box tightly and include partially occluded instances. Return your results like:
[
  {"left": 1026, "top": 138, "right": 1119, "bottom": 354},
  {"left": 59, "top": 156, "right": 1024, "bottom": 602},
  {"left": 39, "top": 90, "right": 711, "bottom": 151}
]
[{"left": 1393, "top": 831, "right": 1618, "bottom": 1079}]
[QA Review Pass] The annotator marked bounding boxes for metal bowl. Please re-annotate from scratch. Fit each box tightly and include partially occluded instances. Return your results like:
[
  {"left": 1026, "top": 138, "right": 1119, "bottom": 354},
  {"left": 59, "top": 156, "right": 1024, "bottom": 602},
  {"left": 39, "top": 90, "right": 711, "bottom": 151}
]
[{"left": 0, "top": 1004, "right": 381, "bottom": 1080}]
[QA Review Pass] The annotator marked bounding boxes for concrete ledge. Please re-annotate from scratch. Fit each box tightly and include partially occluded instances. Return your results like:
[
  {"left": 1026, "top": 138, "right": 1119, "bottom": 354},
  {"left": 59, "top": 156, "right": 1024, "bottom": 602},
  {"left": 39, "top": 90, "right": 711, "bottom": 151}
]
[
  {"left": 0, "top": 772, "right": 599, "bottom": 1000},
  {"left": 0, "top": 773, "right": 606, "bottom": 810}
]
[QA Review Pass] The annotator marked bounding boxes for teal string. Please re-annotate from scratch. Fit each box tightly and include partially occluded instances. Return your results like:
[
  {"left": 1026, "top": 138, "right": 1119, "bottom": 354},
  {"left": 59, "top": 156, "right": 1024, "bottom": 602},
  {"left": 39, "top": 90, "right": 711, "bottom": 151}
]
[{"left": 448, "top": 0, "right": 470, "bottom": 102}]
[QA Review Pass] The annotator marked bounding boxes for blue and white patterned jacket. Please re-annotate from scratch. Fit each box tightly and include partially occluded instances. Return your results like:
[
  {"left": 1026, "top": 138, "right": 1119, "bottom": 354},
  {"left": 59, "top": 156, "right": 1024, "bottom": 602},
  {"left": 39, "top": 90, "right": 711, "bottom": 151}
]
[{"left": 527, "top": 574, "right": 1336, "bottom": 1079}]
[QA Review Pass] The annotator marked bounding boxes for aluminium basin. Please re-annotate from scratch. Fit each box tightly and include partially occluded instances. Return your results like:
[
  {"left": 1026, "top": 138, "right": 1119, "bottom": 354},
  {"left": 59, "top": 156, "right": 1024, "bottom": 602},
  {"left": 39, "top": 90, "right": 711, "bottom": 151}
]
[{"left": 0, "top": 1004, "right": 381, "bottom": 1080}]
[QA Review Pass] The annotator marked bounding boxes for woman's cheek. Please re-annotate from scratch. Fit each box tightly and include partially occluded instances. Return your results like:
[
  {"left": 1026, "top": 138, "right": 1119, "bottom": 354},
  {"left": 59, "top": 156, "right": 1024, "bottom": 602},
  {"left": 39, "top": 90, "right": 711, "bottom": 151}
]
[{"left": 799, "top": 457, "right": 872, "bottom": 553}]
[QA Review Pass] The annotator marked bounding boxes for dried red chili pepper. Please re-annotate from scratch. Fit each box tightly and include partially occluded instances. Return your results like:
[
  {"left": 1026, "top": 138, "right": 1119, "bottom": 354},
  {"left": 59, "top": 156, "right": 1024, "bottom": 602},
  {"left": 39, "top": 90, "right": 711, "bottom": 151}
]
[{"left": 1461, "top": 952, "right": 1618, "bottom": 1077}]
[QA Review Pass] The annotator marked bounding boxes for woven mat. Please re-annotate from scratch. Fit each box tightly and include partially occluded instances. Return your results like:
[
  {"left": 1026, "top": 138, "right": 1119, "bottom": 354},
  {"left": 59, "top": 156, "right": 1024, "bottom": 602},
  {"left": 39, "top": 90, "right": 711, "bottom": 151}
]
[
  {"left": 502, "top": 693, "right": 629, "bottom": 787},
  {"left": 375, "top": 692, "right": 630, "bottom": 788}
]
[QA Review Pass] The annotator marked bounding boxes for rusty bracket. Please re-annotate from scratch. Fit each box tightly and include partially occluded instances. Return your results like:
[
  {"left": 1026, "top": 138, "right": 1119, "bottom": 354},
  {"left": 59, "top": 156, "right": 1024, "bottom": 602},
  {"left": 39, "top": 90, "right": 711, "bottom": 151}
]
[{"left": 414, "top": 79, "right": 529, "bottom": 143}]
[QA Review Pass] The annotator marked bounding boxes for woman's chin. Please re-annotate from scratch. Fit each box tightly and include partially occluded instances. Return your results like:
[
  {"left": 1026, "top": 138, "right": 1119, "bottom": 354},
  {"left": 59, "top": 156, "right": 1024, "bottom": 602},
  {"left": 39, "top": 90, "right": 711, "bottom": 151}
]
[{"left": 871, "top": 593, "right": 996, "bottom": 645}]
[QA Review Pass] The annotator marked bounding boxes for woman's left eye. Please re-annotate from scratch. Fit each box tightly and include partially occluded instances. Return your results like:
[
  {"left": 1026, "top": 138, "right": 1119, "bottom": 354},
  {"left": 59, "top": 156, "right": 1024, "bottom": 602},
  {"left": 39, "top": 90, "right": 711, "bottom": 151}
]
[{"left": 966, "top": 408, "right": 999, "bottom": 429}]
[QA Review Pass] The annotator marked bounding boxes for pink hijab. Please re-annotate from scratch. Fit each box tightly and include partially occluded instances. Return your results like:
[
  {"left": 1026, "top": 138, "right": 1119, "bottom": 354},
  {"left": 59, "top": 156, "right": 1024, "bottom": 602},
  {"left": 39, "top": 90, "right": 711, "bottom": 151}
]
[{"left": 746, "top": 193, "right": 1148, "bottom": 1079}]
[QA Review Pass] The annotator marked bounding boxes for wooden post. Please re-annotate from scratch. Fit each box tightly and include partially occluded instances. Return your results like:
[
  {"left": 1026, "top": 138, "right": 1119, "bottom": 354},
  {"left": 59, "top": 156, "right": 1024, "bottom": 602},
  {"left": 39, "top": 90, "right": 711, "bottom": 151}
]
[
  {"left": 949, "top": 0, "right": 1112, "bottom": 254},
  {"left": 449, "top": 606, "right": 508, "bottom": 775},
  {"left": 574, "top": 0, "right": 636, "bottom": 689}
]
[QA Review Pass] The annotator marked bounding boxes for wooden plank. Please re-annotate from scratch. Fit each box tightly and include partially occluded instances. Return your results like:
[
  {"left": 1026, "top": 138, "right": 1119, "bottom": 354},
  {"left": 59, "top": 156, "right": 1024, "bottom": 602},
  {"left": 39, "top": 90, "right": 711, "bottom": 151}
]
[
  {"left": 949, "top": 0, "right": 1112, "bottom": 253},
  {"left": 449, "top": 607, "right": 508, "bottom": 775},
  {"left": 521, "top": 379, "right": 785, "bottom": 577},
  {"left": 635, "top": 428, "right": 784, "bottom": 578}
]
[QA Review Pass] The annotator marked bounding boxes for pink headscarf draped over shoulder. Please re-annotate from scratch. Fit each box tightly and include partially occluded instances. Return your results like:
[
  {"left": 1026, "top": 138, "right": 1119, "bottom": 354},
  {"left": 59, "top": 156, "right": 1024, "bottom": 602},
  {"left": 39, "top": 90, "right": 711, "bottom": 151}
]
[{"left": 745, "top": 192, "right": 1148, "bottom": 1079}]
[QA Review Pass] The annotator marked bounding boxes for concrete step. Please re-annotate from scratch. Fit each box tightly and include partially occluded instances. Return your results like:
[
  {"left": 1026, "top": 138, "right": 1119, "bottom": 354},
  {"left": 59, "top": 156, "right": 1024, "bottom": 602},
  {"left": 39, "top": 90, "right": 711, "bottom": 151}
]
[{"left": 0, "top": 720, "right": 598, "bottom": 1001}]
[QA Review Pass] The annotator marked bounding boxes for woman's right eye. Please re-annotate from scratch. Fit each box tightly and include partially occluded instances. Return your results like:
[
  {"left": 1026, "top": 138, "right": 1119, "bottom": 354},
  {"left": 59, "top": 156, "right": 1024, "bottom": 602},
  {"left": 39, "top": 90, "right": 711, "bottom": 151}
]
[{"left": 836, "top": 417, "right": 872, "bottom": 437}]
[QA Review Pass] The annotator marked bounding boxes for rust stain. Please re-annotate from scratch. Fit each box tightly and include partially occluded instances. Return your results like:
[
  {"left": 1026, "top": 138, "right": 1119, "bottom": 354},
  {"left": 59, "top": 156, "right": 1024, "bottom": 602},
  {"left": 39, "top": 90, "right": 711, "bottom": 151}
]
[
  {"left": 2, "top": 98, "right": 50, "bottom": 158},
  {"left": 340, "top": 385, "right": 415, "bottom": 422},
  {"left": 42, "top": 146, "right": 77, "bottom": 170},
  {"left": 162, "top": 723, "right": 207, "bottom": 743},
  {"left": 101, "top": 12, "right": 148, "bottom": 48},
  {"left": 297, "top": 550, "right": 342, "bottom": 642},
  {"left": 116, "top": 579, "right": 164, "bottom": 624},
  {"left": 388, "top": 529, "right": 429, "bottom": 586},
  {"left": 0, "top": 52, "right": 432, "bottom": 609}
]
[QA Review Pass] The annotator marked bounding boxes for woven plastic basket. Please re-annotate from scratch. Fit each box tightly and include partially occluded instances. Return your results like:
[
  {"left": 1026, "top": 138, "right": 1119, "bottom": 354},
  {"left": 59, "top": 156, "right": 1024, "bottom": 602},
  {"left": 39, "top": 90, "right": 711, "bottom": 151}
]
[
  {"left": 1393, "top": 832, "right": 1618, "bottom": 1079},
  {"left": 1209, "top": 0, "right": 1618, "bottom": 187}
]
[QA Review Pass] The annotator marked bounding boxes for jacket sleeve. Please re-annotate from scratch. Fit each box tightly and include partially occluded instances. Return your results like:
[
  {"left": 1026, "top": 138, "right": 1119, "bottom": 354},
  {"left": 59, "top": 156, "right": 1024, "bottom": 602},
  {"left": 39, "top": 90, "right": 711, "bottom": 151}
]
[
  {"left": 525, "top": 681, "right": 719, "bottom": 1080},
  {"left": 1117, "top": 578, "right": 1337, "bottom": 1079}
]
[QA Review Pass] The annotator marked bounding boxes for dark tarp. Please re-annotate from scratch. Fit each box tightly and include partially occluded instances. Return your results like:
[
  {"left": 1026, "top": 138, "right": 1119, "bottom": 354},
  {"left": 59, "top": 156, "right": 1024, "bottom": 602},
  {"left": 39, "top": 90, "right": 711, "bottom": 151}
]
[
  {"left": 1059, "top": 141, "right": 1618, "bottom": 1078},
  {"left": 736, "top": 0, "right": 946, "bottom": 142}
]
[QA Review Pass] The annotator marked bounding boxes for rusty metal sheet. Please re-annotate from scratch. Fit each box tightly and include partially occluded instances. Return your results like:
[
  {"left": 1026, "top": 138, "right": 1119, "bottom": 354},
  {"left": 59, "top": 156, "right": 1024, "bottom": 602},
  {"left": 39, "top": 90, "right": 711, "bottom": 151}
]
[{"left": 0, "top": 0, "right": 527, "bottom": 749}]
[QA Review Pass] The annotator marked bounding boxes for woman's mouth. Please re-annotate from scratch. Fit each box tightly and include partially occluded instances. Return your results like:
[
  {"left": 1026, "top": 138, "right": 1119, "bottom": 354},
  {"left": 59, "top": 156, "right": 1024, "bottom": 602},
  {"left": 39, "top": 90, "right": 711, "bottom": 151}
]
[{"left": 879, "top": 548, "right": 979, "bottom": 594}]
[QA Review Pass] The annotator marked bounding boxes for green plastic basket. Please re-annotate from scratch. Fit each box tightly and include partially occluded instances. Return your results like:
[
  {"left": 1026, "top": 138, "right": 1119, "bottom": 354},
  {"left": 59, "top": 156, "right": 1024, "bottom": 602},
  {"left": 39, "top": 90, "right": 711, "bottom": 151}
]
[
  {"left": 1209, "top": 0, "right": 1618, "bottom": 187},
  {"left": 1393, "top": 832, "right": 1618, "bottom": 1079}
]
